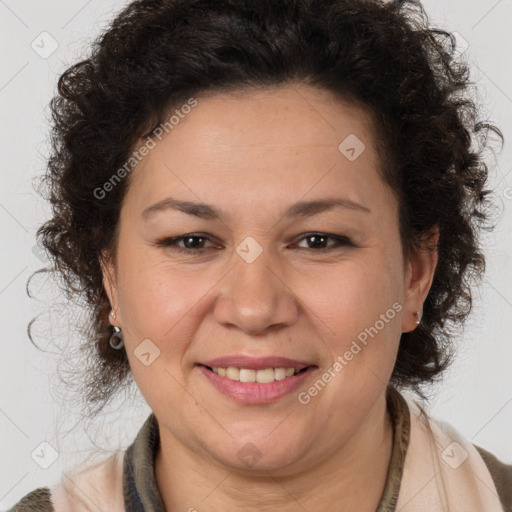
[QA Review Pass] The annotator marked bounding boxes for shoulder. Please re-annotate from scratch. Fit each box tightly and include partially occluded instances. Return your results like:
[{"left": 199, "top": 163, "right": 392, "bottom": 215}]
[
  {"left": 6, "top": 487, "right": 54, "bottom": 512},
  {"left": 6, "top": 451, "right": 125, "bottom": 512},
  {"left": 398, "top": 391, "right": 512, "bottom": 511},
  {"left": 473, "top": 444, "right": 512, "bottom": 512}
]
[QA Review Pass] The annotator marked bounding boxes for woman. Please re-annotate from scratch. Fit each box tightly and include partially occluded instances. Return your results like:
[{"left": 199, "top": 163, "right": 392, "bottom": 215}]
[{"left": 9, "top": 0, "right": 511, "bottom": 510}]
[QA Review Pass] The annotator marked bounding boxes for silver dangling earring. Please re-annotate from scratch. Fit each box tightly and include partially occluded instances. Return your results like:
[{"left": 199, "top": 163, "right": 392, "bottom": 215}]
[{"left": 109, "top": 325, "right": 124, "bottom": 350}]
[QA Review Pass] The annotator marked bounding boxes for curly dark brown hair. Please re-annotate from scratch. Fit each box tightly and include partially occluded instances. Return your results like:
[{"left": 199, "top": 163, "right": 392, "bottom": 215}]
[{"left": 28, "top": 0, "right": 503, "bottom": 417}]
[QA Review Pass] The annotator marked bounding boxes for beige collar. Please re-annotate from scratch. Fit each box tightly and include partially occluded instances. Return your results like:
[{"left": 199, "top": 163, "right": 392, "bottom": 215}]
[{"left": 396, "top": 394, "right": 504, "bottom": 511}]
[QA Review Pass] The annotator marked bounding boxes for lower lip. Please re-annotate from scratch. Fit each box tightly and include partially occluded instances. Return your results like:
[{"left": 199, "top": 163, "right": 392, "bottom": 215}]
[{"left": 197, "top": 365, "right": 316, "bottom": 404}]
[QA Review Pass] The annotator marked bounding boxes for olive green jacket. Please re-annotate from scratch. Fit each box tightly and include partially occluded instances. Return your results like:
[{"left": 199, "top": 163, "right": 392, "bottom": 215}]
[{"left": 6, "top": 388, "right": 512, "bottom": 511}]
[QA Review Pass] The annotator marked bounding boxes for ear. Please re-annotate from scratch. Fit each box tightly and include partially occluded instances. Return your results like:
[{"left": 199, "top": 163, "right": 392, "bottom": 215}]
[
  {"left": 401, "top": 225, "right": 439, "bottom": 333},
  {"left": 99, "top": 250, "right": 121, "bottom": 326}
]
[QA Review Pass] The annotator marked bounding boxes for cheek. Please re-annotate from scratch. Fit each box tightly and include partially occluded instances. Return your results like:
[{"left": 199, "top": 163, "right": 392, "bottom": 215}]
[
  {"left": 309, "top": 252, "right": 403, "bottom": 380},
  {"left": 113, "top": 237, "right": 207, "bottom": 355},
  {"left": 315, "top": 255, "right": 402, "bottom": 329},
  {"left": 118, "top": 266, "right": 202, "bottom": 339},
  {"left": 114, "top": 254, "right": 204, "bottom": 410}
]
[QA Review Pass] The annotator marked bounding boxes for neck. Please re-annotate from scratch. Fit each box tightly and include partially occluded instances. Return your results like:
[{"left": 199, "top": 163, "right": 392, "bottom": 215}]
[{"left": 155, "top": 392, "right": 394, "bottom": 512}]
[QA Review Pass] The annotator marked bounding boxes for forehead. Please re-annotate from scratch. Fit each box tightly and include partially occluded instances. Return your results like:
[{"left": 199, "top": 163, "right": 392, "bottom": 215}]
[
  {"left": 123, "top": 84, "right": 387, "bottom": 217},
  {"left": 163, "top": 85, "right": 377, "bottom": 158}
]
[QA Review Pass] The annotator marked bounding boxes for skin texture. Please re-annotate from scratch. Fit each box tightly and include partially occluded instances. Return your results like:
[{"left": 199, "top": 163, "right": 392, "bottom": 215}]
[{"left": 101, "top": 84, "right": 438, "bottom": 511}]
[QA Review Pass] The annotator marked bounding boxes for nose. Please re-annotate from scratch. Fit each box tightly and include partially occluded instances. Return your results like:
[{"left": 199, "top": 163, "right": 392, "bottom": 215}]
[{"left": 213, "top": 247, "right": 299, "bottom": 335}]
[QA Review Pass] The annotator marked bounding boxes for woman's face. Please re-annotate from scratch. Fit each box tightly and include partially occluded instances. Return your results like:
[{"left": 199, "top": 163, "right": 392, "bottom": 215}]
[{"left": 102, "top": 84, "right": 432, "bottom": 474}]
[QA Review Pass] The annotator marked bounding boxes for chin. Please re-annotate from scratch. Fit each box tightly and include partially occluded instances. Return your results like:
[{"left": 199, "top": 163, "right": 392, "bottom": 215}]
[{"left": 203, "top": 438, "right": 308, "bottom": 475}]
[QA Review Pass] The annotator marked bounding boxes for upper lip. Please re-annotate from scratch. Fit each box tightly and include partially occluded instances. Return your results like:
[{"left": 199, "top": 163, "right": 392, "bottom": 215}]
[{"left": 199, "top": 356, "right": 316, "bottom": 371}]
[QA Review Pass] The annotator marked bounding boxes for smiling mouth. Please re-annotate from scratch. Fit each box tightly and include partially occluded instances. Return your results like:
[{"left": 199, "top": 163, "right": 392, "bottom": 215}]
[{"left": 200, "top": 364, "right": 311, "bottom": 383}]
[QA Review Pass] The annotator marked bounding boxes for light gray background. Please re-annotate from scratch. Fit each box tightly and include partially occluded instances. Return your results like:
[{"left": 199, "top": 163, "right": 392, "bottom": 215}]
[{"left": 1, "top": 0, "right": 511, "bottom": 509}]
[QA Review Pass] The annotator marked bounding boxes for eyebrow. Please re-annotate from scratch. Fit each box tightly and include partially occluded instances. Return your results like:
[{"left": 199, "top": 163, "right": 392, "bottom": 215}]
[{"left": 142, "top": 196, "right": 370, "bottom": 221}]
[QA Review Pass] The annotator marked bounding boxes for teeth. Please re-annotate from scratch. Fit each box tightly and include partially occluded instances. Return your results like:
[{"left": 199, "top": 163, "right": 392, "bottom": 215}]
[
  {"left": 226, "top": 367, "right": 240, "bottom": 380},
  {"left": 211, "top": 366, "right": 303, "bottom": 383},
  {"left": 254, "top": 368, "right": 274, "bottom": 383},
  {"left": 274, "top": 368, "right": 287, "bottom": 381},
  {"left": 239, "top": 369, "right": 256, "bottom": 382}
]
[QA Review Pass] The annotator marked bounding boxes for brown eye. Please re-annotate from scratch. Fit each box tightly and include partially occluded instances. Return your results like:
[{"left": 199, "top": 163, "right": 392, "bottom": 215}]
[
  {"left": 155, "top": 233, "right": 219, "bottom": 253},
  {"left": 295, "top": 233, "right": 354, "bottom": 251}
]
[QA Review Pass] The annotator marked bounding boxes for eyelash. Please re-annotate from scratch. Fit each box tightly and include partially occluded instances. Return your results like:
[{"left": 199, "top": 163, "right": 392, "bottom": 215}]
[{"left": 155, "top": 232, "right": 354, "bottom": 254}]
